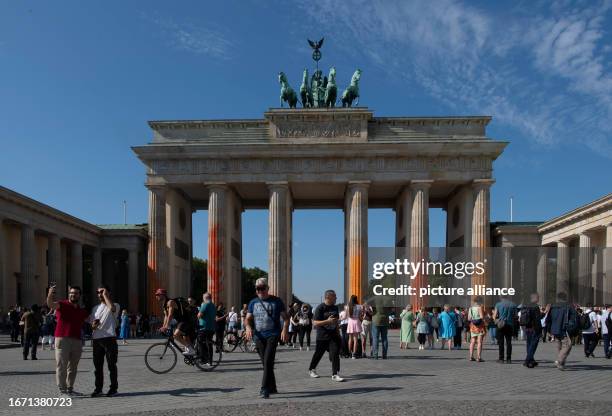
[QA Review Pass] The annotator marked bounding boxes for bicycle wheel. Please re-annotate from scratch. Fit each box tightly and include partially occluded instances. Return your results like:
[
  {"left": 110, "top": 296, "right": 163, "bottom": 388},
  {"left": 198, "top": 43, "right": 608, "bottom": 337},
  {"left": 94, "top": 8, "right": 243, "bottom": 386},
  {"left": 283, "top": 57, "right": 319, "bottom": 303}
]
[
  {"left": 194, "top": 338, "right": 222, "bottom": 371},
  {"left": 243, "top": 337, "right": 257, "bottom": 353},
  {"left": 145, "top": 342, "right": 178, "bottom": 374},
  {"left": 223, "top": 333, "right": 239, "bottom": 353}
]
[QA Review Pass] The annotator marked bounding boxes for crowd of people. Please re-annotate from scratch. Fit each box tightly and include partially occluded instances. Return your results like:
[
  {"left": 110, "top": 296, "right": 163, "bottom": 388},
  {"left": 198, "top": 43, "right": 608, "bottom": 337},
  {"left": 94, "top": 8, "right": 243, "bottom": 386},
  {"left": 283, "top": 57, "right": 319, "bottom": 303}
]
[{"left": 3, "top": 282, "right": 611, "bottom": 400}]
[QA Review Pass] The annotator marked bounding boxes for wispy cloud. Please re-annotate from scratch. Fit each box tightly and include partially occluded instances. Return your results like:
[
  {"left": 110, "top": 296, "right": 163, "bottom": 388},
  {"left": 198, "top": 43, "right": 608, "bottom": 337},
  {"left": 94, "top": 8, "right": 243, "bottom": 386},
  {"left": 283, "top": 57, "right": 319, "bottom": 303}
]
[
  {"left": 140, "top": 12, "right": 233, "bottom": 59},
  {"left": 297, "top": 0, "right": 612, "bottom": 158}
]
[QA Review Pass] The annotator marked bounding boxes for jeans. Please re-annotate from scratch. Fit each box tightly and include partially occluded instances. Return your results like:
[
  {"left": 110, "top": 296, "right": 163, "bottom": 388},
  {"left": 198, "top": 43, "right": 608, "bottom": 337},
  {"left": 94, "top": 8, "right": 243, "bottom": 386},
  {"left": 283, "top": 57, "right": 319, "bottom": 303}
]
[
  {"left": 340, "top": 324, "right": 349, "bottom": 356},
  {"left": 92, "top": 337, "right": 118, "bottom": 392},
  {"left": 254, "top": 335, "right": 278, "bottom": 393},
  {"left": 497, "top": 325, "right": 513, "bottom": 360},
  {"left": 488, "top": 327, "right": 497, "bottom": 343},
  {"left": 298, "top": 325, "right": 312, "bottom": 348},
  {"left": 309, "top": 335, "right": 341, "bottom": 375},
  {"left": 582, "top": 333, "right": 597, "bottom": 356},
  {"left": 602, "top": 334, "right": 610, "bottom": 358},
  {"left": 23, "top": 331, "right": 39, "bottom": 359},
  {"left": 524, "top": 329, "right": 540, "bottom": 364},
  {"left": 371, "top": 325, "right": 388, "bottom": 358}
]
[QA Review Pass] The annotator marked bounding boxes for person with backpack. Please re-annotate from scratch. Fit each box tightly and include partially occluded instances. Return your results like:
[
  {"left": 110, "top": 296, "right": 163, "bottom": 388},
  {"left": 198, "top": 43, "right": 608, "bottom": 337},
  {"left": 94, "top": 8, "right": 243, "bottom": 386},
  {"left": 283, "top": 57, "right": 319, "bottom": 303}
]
[
  {"left": 415, "top": 307, "right": 431, "bottom": 350},
  {"left": 297, "top": 303, "right": 313, "bottom": 351},
  {"left": 520, "top": 293, "right": 544, "bottom": 368},
  {"left": 155, "top": 288, "right": 197, "bottom": 356},
  {"left": 546, "top": 292, "right": 578, "bottom": 370},
  {"left": 601, "top": 304, "right": 611, "bottom": 359},
  {"left": 493, "top": 295, "right": 518, "bottom": 363},
  {"left": 581, "top": 302, "right": 598, "bottom": 358},
  {"left": 453, "top": 306, "right": 464, "bottom": 350},
  {"left": 430, "top": 308, "right": 440, "bottom": 348}
]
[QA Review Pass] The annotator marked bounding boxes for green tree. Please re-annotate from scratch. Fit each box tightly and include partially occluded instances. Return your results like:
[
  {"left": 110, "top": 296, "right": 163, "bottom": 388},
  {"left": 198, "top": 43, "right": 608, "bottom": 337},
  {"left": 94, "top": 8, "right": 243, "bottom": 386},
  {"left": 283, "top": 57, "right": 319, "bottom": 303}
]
[{"left": 191, "top": 257, "right": 207, "bottom": 299}]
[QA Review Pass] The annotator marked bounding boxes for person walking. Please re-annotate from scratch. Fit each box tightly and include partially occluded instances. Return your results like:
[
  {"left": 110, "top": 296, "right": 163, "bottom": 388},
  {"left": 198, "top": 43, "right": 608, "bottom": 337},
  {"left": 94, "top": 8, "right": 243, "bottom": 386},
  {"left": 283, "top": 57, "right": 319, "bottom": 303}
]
[
  {"left": 547, "top": 292, "right": 578, "bottom": 370},
  {"left": 581, "top": 303, "right": 598, "bottom": 358},
  {"left": 520, "top": 293, "right": 544, "bottom": 368},
  {"left": 288, "top": 304, "right": 299, "bottom": 348},
  {"left": 308, "top": 290, "right": 344, "bottom": 381},
  {"left": 244, "top": 278, "right": 289, "bottom": 399},
  {"left": 600, "top": 304, "right": 611, "bottom": 359},
  {"left": 9, "top": 306, "right": 21, "bottom": 342},
  {"left": 297, "top": 303, "right": 313, "bottom": 351},
  {"left": 197, "top": 293, "right": 216, "bottom": 365},
  {"left": 215, "top": 302, "right": 228, "bottom": 351},
  {"left": 346, "top": 295, "right": 363, "bottom": 358},
  {"left": 415, "top": 307, "right": 431, "bottom": 350},
  {"left": 467, "top": 297, "right": 486, "bottom": 362},
  {"left": 41, "top": 308, "right": 56, "bottom": 350},
  {"left": 371, "top": 298, "right": 389, "bottom": 359},
  {"left": 438, "top": 305, "right": 456, "bottom": 351},
  {"left": 21, "top": 304, "right": 42, "bottom": 360},
  {"left": 89, "top": 286, "right": 120, "bottom": 397},
  {"left": 119, "top": 310, "right": 130, "bottom": 345},
  {"left": 399, "top": 304, "right": 416, "bottom": 350},
  {"left": 361, "top": 302, "right": 373, "bottom": 358},
  {"left": 227, "top": 306, "right": 238, "bottom": 334},
  {"left": 453, "top": 306, "right": 464, "bottom": 350},
  {"left": 46, "top": 285, "right": 89, "bottom": 395},
  {"left": 493, "top": 295, "right": 518, "bottom": 363},
  {"left": 430, "top": 308, "right": 440, "bottom": 347}
]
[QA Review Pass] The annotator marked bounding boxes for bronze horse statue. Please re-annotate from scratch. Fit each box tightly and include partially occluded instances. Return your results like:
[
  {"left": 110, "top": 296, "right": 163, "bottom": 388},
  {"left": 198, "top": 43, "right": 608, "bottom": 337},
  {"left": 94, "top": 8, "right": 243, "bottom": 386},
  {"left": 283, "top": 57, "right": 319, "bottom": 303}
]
[
  {"left": 279, "top": 72, "right": 298, "bottom": 108},
  {"left": 300, "top": 68, "right": 313, "bottom": 108},
  {"left": 324, "top": 67, "right": 337, "bottom": 108},
  {"left": 341, "top": 69, "right": 361, "bottom": 107}
]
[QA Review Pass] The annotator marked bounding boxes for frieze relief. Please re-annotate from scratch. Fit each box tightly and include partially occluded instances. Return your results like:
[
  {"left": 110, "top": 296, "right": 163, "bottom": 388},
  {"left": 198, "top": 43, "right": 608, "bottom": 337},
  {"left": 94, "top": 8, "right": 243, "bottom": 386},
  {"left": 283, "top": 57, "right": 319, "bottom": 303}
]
[
  {"left": 151, "top": 156, "right": 492, "bottom": 175},
  {"left": 274, "top": 121, "right": 362, "bottom": 138}
]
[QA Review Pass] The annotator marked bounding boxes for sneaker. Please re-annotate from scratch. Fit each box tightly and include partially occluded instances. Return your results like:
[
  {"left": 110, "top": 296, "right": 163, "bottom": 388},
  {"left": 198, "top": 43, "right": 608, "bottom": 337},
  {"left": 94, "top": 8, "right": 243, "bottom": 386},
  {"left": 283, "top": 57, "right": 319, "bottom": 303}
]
[
  {"left": 67, "top": 388, "right": 81, "bottom": 396},
  {"left": 106, "top": 389, "right": 117, "bottom": 397},
  {"left": 259, "top": 388, "right": 270, "bottom": 399},
  {"left": 182, "top": 346, "right": 196, "bottom": 356},
  {"left": 299, "top": 347, "right": 303, "bottom": 351},
  {"left": 309, "top": 369, "right": 320, "bottom": 378},
  {"left": 351, "top": 354, "right": 356, "bottom": 360},
  {"left": 91, "top": 390, "right": 103, "bottom": 398},
  {"left": 59, "top": 387, "right": 68, "bottom": 395},
  {"left": 331, "top": 374, "right": 345, "bottom": 382},
  {"left": 306, "top": 346, "right": 310, "bottom": 352}
]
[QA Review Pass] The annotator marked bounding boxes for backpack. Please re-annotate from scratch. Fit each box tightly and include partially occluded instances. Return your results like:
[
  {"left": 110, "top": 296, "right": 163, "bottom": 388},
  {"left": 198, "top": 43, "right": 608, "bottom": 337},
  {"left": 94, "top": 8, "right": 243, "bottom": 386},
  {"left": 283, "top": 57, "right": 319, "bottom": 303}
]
[
  {"left": 169, "top": 297, "right": 191, "bottom": 323},
  {"left": 565, "top": 306, "right": 579, "bottom": 337},
  {"left": 606, "top": 312, "right": 612, "bottom": 333},
  {"left": 519, "top": 308, "right": 532, "bottom": 327},
  {"left": 431, "top": 315, "right": 439, "bottom": 328},
  {"left": 579, "top": 311, "right": 592, "bottom": 331}
]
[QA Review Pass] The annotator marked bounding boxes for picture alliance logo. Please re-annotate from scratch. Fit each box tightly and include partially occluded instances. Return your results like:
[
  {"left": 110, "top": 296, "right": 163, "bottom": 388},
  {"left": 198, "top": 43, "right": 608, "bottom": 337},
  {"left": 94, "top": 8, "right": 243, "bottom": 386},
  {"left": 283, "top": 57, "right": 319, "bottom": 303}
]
[{"left": 371, "top": 259, "right": 487, "bottom": 280}]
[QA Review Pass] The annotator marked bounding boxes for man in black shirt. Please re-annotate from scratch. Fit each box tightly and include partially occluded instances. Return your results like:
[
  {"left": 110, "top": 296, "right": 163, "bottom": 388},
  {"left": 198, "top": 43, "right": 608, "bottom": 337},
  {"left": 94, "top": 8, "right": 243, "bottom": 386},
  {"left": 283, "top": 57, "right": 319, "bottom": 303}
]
[
  {"left": 308, "top": 290, "right": 344, "bottom": 382},
  {"left": 521, "top": 293, "right": 544, "bottom": 368}
]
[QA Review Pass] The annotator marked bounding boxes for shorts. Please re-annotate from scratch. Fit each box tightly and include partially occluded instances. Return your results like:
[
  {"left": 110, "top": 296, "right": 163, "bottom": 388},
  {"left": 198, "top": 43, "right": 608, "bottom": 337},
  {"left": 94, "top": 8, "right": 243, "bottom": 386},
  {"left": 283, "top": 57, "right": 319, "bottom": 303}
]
[{"left": 176, "top": 321, "right": 195, "bottom": 339}]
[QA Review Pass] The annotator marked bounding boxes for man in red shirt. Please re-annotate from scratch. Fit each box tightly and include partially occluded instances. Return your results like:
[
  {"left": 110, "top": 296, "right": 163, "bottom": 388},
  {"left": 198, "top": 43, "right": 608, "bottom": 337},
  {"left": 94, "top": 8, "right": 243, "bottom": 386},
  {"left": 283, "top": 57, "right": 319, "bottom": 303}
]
[{"left": 46, "top": 285, "right": 89, "bottom": 395}]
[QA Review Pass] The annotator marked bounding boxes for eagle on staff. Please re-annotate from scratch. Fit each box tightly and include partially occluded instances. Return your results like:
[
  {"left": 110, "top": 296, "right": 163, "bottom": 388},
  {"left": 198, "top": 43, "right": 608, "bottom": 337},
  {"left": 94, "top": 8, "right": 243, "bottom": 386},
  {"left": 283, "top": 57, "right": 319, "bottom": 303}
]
[{"left": 308, "top": 37, "right": 324, "bottom": 63}]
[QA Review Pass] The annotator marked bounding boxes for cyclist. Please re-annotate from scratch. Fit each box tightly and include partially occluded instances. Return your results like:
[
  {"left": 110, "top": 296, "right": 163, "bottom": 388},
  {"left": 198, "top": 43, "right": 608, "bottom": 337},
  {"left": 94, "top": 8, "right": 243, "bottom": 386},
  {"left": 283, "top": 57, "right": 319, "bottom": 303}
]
[{"left": 155, "top": 288, "right": 196, "bottom": 356}]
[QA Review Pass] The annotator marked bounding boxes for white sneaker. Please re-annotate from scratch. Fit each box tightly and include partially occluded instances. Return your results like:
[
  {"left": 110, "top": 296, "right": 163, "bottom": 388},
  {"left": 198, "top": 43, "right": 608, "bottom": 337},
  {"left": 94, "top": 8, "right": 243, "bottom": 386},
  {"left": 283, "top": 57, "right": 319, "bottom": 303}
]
[
  {"left": 299, "top": 347, "right": 303, "bottom": 351},
  {"left": 309, "top": 369, "right": 319, "bottom": 378},
  {"left": 182, "top": 346, "right": 196, "bottom": 356},
  {"left": 306, "top": 346, "right": 310, "bottom": 352},
  {"left": 331, "top": 374, "right": 344, "bottom": 382}
]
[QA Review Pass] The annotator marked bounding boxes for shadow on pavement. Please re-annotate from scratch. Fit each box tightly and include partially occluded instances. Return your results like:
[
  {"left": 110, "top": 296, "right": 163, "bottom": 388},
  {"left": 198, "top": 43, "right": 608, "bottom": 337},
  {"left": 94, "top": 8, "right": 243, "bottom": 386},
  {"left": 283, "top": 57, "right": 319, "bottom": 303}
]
[
  {"left": 114, "top": 387, "right": 242, "bottom": 398},
  {"left": 350, "top": 372, "right": 434, "bottom": 380},
  {"left": 281, "top": 386, "right": 401, "bottom": 398}
]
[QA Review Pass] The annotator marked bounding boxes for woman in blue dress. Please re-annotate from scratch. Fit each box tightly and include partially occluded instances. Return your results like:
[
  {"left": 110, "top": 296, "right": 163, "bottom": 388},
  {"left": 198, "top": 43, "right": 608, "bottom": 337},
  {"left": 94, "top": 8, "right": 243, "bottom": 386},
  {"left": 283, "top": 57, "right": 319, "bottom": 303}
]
[
  {"left": 438, "top": 304, "right": 456, "bottom": 351},
  {"left": 119, "top": 309, "right": 130, "bottom": 345}
]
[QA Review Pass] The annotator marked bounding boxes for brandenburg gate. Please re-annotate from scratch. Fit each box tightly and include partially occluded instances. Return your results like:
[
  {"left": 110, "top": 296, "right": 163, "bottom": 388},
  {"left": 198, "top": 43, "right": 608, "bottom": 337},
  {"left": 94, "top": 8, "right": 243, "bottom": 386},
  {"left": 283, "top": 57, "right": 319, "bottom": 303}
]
[{"left": 133, "top": 108, "right": 507, "bottom": 311}]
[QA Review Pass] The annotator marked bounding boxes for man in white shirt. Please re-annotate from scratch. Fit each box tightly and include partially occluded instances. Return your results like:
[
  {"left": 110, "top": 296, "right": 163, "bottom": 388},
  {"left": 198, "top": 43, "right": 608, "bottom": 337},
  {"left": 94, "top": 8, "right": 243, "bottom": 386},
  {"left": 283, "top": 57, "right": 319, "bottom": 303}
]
[
  {"left": 601, "top": 304, "right": 611, "bottom": 359},
  {"left": 89, "top": 285, "right": 120, "bottom": 397},
  {"left": 581, "top": 303, "right": 598, "bottom": 358}
]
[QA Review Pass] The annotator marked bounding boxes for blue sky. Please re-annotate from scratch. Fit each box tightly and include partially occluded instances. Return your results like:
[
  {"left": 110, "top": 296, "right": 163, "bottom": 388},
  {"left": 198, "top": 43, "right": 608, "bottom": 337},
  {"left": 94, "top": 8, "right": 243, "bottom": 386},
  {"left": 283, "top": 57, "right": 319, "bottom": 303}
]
[{"left": 1, "top": 1, "right": 611, "bottom": 304}]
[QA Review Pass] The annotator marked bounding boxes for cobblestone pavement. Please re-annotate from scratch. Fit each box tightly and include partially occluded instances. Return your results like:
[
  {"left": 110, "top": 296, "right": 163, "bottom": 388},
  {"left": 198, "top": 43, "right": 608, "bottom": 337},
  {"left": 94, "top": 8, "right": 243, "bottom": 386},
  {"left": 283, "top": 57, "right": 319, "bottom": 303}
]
[{"left": 1, "top": 331, "right": 610, "bottom": 415}]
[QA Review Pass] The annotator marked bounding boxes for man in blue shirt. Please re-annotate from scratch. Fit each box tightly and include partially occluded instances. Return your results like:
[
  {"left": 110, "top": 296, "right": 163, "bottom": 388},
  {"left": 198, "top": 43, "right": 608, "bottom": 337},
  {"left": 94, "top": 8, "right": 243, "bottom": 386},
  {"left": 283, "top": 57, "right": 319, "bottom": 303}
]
[
  {"left": 197, "top": 293, "right": 216, "bottom": 365},
  {"left": 494, "top": 295, "right": 517, "bottom": 363},
  {"left": 245, "top": 278, "right": 289, "bottom": 399}
]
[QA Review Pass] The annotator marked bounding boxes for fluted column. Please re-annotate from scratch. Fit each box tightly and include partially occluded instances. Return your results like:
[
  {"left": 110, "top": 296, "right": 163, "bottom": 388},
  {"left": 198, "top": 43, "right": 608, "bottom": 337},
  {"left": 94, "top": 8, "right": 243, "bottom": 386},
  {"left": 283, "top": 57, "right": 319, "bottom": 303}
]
[
  {"left": 536, "top": 248, "right": 548, "bottom": 305},
  {"left": 208, "top": 185, "right": 227, "bottom": 305},
  {"left": 471, "top": 179, "right": 494, "bottom": 306},
  {"left": 578, "top": 233, "right": 593, "bottom": 305},
  {"left": 410, "top": 180, "right": 432, "bottom": 310},
  {"left": 48, "top": 234, "right": 62, "bottom": 292},
  {"left": 556, "top": 240, "right": 570, "bottom": 298},
  {"left": 0, "top": 217, "right": 7, "bottom": 310},
  {"left": 268, "top": 182, "right": 291, "bottom": 305},
  {"left": 604, "top": 224, "right": 612, "bottom": 305},
  {"left": 147, "top": 186, "right": 168, "bottom": 314},
  {"left": 345, "top": 182, "right": 369, "bottom": 303},
  {"left": 92, "top": 247, "right": 102, "bottom": 301},
  {"left": 20, "top": 224, "right": 36, "bottom": 306},
  {"left": 70, "top": 242, "right": 83, "bottom": 290},
  {"left": 128, "top": 248, "right": 139, "bottom": 312}
]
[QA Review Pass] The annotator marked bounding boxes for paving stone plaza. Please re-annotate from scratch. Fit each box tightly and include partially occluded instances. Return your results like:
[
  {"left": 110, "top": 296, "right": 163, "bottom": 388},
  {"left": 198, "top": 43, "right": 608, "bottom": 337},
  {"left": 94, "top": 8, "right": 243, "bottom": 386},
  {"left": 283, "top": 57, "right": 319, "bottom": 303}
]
[{"left": 1, "top": 331, "right": 610, "bottom": 416}]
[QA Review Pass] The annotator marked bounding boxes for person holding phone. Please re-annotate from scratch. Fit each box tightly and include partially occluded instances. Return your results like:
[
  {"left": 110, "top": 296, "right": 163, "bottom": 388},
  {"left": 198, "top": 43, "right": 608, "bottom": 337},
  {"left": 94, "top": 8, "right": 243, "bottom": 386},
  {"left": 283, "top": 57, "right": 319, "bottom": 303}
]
[{"left": 308, "top": 290, "right": 344, "bottom": 382}]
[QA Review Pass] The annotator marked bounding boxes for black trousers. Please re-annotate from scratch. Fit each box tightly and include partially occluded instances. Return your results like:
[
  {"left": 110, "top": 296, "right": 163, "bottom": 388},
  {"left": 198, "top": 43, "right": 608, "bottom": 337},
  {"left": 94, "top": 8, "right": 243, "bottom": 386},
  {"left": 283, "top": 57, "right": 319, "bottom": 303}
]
[
  {"left": 11, "top": 323, "right": 20, "bottom": 342},
  {"left": 92, "top": 337, "right": 118, "bottom": 391},
  {"left": 23, "top": 332, "right": 39, "bottom": 359},
  {"left": 583, "top": 333, "right": 598, "bottom": 356},
  {"left": 254, "top": 335, "right": 278, "bottom": 392},
  {"left": 453, "top": 329, "right": 463, "bottom": 348},
  {"left": 309, "top": 335, "right": 341, "bottom": 375},
  {"left": 299, "top": 325, "right": 312, "bottom": 348},
  {"left": 197, "top": 330, "right": 215, "bottom": 364},
  {"left": 497, "top": 325, "right": 513, "bottom": 360}
]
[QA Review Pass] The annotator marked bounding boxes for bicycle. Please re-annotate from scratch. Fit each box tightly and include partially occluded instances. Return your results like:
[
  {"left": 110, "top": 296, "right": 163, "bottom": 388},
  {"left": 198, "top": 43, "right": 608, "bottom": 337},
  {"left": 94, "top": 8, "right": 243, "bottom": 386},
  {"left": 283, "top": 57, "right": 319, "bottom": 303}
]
[
  {"left": 144, "top": 330, "right": 222, "bottom": 374},
  {"left": 223, "top": 330, "right": 257, "bottom": 353}
]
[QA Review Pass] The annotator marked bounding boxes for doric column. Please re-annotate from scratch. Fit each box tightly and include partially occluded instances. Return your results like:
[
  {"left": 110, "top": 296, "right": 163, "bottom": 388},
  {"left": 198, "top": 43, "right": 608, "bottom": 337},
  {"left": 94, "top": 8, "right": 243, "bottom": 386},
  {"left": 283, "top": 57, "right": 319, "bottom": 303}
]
[
  {"left": 48, "top": 234, "right": 62, "bottom": 291},
  {"left": 578, "top": 233, "right": 593, "bottom": 305},
  {"left": 208, "top": 184, "right": 227, "bottom": 305},
  {"left": 604, "top": 224, "right": 612, "bottom": 305},
  {"left": 128, "top": 248, "right": 139, "bottom": 313},
  {"left": 70, "top": 242, "right": 83, "bottom": 290},
  {"left": 0, "top": 217, "right": 7, "bottom": 310},
  {"left": 471, "top": 179, "right": 494, "bottom": 306},
  {"left": 268, "top": 182, "right": 292, "bottom": 305},
  {"left": 345, "top": 182, "right": 369, "bottom": 303},
  {"left": 556, "top": 240, "right": 570, "bottom": 298},
  {"left": 147, "top": 186, "right": 168, "bottom": 314},
  {"left": 536, "top": 248, "right": 548, "bottom": 304},
  {"left": 410, "top": 180, "right": 432, "bottom": 310},
  {"left": 91, "top": 247, "right": 102, "bottom": 301},
  {"left": 21, "top": 224, "right": 36, "bottom": 306}
]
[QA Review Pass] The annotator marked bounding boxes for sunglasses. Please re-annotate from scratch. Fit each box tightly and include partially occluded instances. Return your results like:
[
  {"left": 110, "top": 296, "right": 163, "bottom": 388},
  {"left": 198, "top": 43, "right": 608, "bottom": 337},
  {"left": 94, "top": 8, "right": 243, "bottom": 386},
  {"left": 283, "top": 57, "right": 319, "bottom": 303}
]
[
  {"left": 255, "top": 286, "right": 268, "bottom": 292},
  {"left": 97, "top": 290, "right": 105, "bottom": 294}
]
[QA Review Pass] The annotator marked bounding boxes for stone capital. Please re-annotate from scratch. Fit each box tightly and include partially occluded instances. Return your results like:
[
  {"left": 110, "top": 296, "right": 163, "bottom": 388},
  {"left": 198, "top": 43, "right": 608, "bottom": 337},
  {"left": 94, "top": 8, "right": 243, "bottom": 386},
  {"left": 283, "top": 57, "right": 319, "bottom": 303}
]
[
  {"left": 410, "top": 180, "right": 434, "bottom": 190},
  {"left": 472, "top": 178, "right": 495, "bottom": 190},
  {"left": 347, "top": 180, "right": 371, "bottom": 190},
  {"left": 146, "top": 184, "right": 168, "bottom": 197}
]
